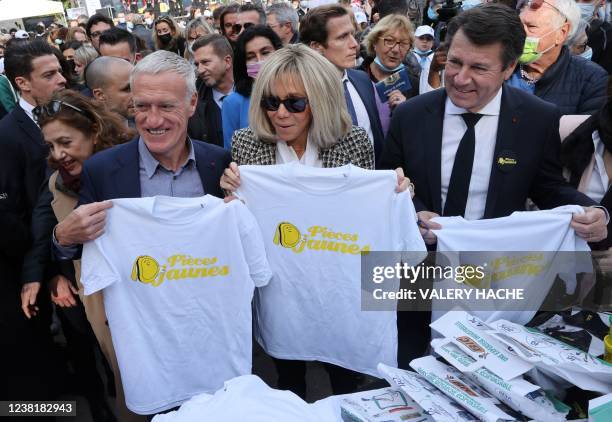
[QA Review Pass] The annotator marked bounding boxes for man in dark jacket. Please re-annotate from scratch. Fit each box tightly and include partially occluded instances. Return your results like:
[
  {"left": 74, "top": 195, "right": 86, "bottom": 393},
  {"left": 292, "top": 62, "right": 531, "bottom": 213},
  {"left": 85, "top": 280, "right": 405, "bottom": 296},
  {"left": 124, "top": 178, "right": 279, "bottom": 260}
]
[
  {"left": 508, "top": 0, "right": 607, "bottom": 114},
  {"left": 131, "top": 14, "right": 155, "bottom": 51},
  {"left": 0, "top": 39, "right": 65, "bottom": 400},
  {"left": 188, "top": 34, "right": 234, "bottom": 148}
]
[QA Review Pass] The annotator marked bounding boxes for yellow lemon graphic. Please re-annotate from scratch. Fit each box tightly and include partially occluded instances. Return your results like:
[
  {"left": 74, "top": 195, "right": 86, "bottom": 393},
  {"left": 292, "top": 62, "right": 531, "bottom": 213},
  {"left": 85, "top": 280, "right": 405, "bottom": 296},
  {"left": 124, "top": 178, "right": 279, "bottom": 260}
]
[
  {"left": 273, "top": 222, "right": 301, "bottom": 248},
  {"left": 131, "top": 255, "right": 160, "bottom": 284}
]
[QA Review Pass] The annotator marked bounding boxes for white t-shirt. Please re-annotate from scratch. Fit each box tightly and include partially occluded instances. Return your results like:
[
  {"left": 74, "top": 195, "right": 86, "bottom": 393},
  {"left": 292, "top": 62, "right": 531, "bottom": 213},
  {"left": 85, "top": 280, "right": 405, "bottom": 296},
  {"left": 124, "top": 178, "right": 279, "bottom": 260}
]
[
  {"left": 81, "top": 195, "right": 272, "bottom": 415},
  {"left": 431, "top": 205, "right": 591, "bottom": 325},
  {"left": 152, "top": 375, "right": 339, "bottom": 422},
  {"left": 236, "top": 163, "right": 426, "bottom": 376}
]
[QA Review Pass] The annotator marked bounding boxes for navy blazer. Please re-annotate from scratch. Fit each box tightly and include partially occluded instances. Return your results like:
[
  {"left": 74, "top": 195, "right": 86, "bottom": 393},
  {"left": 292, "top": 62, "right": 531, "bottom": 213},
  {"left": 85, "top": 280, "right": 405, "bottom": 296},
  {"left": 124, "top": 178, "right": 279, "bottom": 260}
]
[
  {"left": 79, "top": 138, "right": 231, "bottom": 205},
  {"left": 346, "top": 69, "right": 385, "bottom": 166},
  {"left": 0, "top": 106, "right": 53, "bottom": 283},
  {"left": 379, "top": 85, "right": 596, "bottom": 218}
]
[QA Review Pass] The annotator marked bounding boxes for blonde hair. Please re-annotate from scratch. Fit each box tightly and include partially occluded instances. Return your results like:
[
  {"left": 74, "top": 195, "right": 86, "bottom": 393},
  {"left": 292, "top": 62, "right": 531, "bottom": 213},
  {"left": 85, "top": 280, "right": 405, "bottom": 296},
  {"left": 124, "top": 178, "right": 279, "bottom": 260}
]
[
  {"left": 249, "top": 44, "right": 352, "bottom": 149},
  {"left": 363, "top": 14, "right": 415, "bottom": 57}
]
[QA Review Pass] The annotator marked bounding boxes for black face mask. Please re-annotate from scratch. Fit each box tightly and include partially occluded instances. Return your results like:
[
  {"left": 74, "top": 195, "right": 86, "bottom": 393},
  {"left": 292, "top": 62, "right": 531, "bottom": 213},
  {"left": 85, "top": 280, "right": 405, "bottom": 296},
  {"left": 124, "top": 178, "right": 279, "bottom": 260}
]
[
  {"left": 66, "top": 59, "right": 76, "bottom": 75},
  {"left": 159, "top": 33, "right": 172, "bottom": 44}
]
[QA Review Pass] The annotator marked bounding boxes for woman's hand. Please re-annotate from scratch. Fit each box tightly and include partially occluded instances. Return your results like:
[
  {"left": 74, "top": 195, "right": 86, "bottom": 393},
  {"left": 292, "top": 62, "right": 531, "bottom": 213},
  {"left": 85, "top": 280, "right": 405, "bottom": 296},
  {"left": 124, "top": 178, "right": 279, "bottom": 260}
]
[
  {"left": 220, "top": 162, "right": 241, "bottom": 202},
  {"left": 49, "top": 275, "right": 78, "bottom": 308},
  {"left": 395, "top": 167, "right": 415, "bottom": 197},
  {"left": 388, "top": 89, "right": 407, "bottom": 110}
]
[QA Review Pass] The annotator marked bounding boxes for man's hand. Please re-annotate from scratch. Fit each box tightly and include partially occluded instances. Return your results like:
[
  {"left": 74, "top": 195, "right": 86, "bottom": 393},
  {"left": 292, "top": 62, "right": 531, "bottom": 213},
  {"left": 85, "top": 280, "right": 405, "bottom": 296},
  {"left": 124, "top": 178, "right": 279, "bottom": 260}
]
[
  {"left": 394, "top": 167, "right": 414, "bottom": 197},
  {"left": 21, "top": 282, "right": 41, "bottom": 319},
  {"left": 388, "top": 89, "right": 407, "bottom": 110},
  {"left": 49, "top": 275, "right": 78, "bottom": 308},
  {"left": 571, "top": 207, "right": 608, "bottom": 242},
  {"left": 417, "top": 211, "right": 441, "bottom": 245},
  {"left": 220, "top": 162, "right": 241, "bottom": 203},
  {"left": 55, "top": 201, "right": 113, "bottom": 246}
]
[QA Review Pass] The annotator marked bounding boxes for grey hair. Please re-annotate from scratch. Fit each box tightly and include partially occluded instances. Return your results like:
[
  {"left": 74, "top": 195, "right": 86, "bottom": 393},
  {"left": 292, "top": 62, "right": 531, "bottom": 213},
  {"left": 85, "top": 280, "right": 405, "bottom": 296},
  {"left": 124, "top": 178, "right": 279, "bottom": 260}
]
[
  {"left": 131, "top": 14, "right": 145, "bottom": 25},
  {"left": 266, "top": 3, "right": 299, "bottom": 33},
  {"left": 551, "top": 0, "right": 581, "bottom": 41},
  {"left": 186, "top": 17, "right": 214, "bottom": 38},
  {"left": 130, "top": 50, "right": 196, "bottom": 101},
  {"left": 249, "top": 44, "right": 352, "bottom": 148},
  {"left": 74, "top": 43, "right": 99, "bottom": 67},
  {"left": 567, "top": 18, "right": 588, "bottom": 48}
]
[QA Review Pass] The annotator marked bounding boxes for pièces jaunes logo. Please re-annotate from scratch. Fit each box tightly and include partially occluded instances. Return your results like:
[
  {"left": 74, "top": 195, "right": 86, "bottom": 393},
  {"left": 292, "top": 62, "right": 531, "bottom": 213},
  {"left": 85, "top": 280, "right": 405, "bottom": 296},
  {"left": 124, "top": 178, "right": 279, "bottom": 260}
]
[
  {"left": 131, "top": 254, "right": 229, "bottom": 287},
  {"left": 273, "top": 222, "right": 370, "bottom": 255}
]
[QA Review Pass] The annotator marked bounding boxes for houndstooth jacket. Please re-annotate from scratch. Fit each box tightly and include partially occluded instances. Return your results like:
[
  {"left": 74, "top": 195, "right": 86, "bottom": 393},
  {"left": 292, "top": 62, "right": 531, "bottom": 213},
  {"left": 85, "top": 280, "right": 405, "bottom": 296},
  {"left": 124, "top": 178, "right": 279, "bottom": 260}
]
[{"left": 230, "top": 126, "right": 374, "bottom": 169}]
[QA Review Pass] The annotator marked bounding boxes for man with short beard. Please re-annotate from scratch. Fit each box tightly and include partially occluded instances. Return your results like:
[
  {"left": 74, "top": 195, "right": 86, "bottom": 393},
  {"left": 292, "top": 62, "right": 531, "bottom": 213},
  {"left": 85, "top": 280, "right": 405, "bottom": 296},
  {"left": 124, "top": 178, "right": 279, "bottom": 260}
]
[{"left": 188, "top": 34, "right": 234, "bottom": 147}]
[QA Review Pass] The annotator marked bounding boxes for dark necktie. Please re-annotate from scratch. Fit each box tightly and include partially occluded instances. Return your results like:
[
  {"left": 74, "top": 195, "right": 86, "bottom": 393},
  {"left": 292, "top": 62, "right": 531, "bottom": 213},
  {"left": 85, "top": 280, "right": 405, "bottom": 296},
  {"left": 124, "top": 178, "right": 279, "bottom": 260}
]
[
  {"left": 443, "top": 113, "right": 483, "bottom": 217},
  {"left": 343, "top": 79, "right": 358, "bottom": 125}
]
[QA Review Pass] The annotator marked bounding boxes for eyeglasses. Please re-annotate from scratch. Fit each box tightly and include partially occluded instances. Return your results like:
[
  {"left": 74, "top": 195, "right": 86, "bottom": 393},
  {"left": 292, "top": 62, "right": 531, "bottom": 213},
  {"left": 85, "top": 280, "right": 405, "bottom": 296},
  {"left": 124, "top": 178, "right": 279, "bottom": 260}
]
[
  {"left": 90, "top": 31, "right": 104, "bottom": 38},
  {"left": 33, "top": 100, "right": 89, "bottom": 123},
  {"left": 381, "top": 37, "right": 411, "bottom": 50},
  {"left": 518, "top": 0, "right": 567, "bottom": 19},
  {"left": 232, "top": 22, "right": 254, "bottom": 33},
  {"left": 261, "top": 96, "right": 309, "bottom": 113}
]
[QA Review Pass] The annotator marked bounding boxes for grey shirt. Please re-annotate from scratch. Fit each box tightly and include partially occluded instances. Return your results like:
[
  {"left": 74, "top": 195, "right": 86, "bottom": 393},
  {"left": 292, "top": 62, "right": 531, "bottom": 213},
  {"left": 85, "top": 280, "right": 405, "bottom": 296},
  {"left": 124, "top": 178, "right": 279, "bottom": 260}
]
[
  {"left": 54, "top": 137, "right": 205, "bottom": 259},
  {"left": 138, "top": 137, "right": 204, "bottom": 198}
]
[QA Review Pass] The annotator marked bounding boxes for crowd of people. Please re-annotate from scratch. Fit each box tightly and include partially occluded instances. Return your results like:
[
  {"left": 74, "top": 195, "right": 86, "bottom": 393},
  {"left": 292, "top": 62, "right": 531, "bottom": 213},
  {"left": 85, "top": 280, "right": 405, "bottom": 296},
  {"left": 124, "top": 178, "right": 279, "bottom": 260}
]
[{"left": 1, "top": 0, "right": 611, "bottom": 420}]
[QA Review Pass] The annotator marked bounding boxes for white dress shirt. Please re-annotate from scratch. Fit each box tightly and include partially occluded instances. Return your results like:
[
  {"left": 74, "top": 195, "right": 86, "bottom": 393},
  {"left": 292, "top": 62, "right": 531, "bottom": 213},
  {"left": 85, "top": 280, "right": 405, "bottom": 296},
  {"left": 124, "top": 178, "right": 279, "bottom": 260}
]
[
  {"left": 19, "top": 97, "right": 36, "bottom": 124},
  {"left": 586, "top": 131, "right": 609, "bottom": 203},
  {"left": 440, "top": 88, "right": 502, "bottom": 220},
  {"left": 342, "top": 71, "right": 374, "bottom": 144},
  {"left": 275, "top": 135, "right": 323, "bottom": 167}
]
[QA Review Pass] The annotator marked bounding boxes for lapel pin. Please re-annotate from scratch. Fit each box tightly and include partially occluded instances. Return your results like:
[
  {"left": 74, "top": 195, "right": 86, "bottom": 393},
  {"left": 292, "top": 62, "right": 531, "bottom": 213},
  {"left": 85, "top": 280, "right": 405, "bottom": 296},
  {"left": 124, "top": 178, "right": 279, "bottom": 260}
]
[{"left": 496, "top": 150, "right": 518, "bottom": 172}]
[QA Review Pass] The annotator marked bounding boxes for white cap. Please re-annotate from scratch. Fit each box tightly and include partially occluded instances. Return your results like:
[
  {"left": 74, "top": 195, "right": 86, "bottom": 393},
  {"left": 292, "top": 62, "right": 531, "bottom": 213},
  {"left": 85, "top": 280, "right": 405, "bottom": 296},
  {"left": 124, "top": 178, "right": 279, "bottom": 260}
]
[
  {"left": 14, "top": 30, "right": 29, "bottom": 39},
  {"left": 414, "top": 25, "right": 434, "bottom": 38},
  {"left": 203, "top": 9, "right": 212, "bottom": 17}
]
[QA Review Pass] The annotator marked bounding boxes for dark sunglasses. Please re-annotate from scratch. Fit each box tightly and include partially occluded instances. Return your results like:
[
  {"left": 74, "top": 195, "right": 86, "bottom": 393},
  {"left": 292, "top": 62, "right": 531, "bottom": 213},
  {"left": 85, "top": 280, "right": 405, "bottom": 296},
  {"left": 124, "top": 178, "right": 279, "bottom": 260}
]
[
  {"left": 261, "top": 96, "right": 309, "bottom": 113},
  {"left": 232, "top": 22, "right": 254, "bottom": 33},
  {"left": 516, "top": 0, "right": 566, "bottom": 19},
  {"left": 33, "top": 100, "right": 89, "bottom": 122}
]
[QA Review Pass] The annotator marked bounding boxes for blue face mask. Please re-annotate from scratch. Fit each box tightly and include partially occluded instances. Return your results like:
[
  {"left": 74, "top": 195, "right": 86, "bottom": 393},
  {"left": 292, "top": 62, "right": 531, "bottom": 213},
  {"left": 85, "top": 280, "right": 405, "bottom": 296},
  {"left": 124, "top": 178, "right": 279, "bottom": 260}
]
[
  {"left": 461, "top": 0, "right": 482, "bottom": 11},
  {"left": 374, "top": 56, "right": 405, "bottom": 73},
  {"left": 578, "top": 2, "right": 596, "bottom": 21},
  {"left": 427, "top": 6, "right": 438, "bottom": 21},
  {"left": 414, "top": 48, "right": 433, "bottom": 56},
  {"left": 580, "top": 46, "right": 593, "bottom": 60}
]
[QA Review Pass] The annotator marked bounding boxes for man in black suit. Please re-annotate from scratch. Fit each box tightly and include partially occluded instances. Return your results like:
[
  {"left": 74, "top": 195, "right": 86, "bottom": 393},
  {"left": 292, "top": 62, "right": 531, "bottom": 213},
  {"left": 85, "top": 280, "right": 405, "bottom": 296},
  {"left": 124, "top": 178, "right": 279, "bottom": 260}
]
[
  {"left": 378, "top": 4, "right": 607, "bottom": 367},
  {"left": 380, "top": 3, "right": 607, "bottom": 242},
  {"left": 0, "top": 40, "right": 66, "bottom": 400},
  {"left": 188, "top": 34, "right": 234, "bottom": 148},
  {"left": 300, "top": 4, "right": 385, "bottom": 165}
]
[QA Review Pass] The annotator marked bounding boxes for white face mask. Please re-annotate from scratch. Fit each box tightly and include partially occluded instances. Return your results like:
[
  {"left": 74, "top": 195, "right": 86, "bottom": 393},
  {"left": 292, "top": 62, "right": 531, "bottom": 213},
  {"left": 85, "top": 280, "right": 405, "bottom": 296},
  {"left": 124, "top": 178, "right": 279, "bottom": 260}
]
[
  {"left": 145, "top": 17, "right": 153, "bottom": 26},
  {"left": 127, "top": 22, "right": 134, "bottom": 30}
]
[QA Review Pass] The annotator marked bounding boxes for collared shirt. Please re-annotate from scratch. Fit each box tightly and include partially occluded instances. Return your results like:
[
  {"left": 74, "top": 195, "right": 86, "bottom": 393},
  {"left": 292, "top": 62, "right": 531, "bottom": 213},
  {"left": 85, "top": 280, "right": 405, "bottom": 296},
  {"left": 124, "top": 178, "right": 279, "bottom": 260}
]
[
  {"left": 54, "top": 137, "right": 206, "bottom": 259},
  {"left": 275, "top": 134, "right": 322, "bottom": 167},
  {"left": 440, "top": 88, "right": 502, "bottom": 220},
  {"left": 342, "top": 71, "right": 374, "bottom": 144},
  {"left": 19, "top": 97, "right": 36, "bottom": 124},
  {"left": 212, "top": 87, "right": 232, "bottom": 110},
  {"left": 586, "top": 131, "right": 610, "bottom": 203},
  {"left": 137, "top": 137, "right": 204, "bottom": 198}
]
